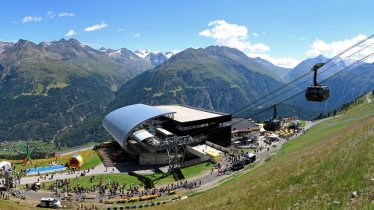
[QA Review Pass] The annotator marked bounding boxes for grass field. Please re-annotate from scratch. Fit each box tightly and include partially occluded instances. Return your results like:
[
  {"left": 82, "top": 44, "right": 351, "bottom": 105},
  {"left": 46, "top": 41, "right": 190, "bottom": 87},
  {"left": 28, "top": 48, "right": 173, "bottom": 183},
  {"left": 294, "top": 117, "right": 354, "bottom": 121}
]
[
  {"left": 300, "top": 119, "right": 306, "bottom": 127},
  {"left": 33, "top": 162, "right": 213, "bottom": 190},
  {"left": 154, "top": 94, "right": 374, "bottom": 209},
  {"left": 0, "top": 199, "right": 38, "bottom": 210}
]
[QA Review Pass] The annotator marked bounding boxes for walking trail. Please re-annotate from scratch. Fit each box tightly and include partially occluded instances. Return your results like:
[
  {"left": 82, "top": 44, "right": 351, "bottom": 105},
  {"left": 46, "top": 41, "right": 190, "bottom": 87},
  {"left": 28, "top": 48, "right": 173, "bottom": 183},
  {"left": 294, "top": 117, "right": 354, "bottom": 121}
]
[{"left": 366, "top": 92, "right": 372, "bottom": 104}]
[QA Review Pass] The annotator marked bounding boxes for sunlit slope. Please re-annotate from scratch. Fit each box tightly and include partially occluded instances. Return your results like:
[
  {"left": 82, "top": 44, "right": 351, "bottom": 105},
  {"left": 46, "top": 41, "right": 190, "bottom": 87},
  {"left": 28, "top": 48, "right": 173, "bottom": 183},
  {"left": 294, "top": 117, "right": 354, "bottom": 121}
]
[{"left": 157, "top": 94, "right": 374, "bottom": 210}]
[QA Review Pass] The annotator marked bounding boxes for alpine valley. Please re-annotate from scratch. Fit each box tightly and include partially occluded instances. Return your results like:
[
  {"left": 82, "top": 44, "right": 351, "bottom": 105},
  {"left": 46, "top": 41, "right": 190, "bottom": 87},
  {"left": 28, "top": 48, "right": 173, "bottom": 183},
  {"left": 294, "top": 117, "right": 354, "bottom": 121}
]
[{"left": 0, "top": 38, "right": 373, "bottom": 147}]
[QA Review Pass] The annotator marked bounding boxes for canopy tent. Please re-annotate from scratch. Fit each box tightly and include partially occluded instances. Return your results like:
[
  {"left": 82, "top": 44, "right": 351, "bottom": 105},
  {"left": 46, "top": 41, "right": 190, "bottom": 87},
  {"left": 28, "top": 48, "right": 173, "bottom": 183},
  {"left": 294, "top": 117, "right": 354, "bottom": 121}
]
[
  {"left": 0, "top": 161, "right": 11, "bottom": 170},
  {"left": 68, "top": 154, "right": 83, "bottom": 168},
  {"left": 268, "top": 134, "right": 279, "bottom": 138},
  {"left": 258, "top": 123, "right": 266, "bottom": 132},
  {"left": 290, "top": 120, "right": 301, "bottom": 125}
]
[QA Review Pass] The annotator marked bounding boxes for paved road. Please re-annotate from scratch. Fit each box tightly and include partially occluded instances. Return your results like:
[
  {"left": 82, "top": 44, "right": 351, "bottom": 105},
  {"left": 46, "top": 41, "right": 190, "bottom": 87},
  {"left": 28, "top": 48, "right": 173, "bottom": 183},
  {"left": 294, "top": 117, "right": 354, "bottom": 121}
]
[
  {"left": 19, "top": 163, "right": 121, "bottom": 185},
  {"left": 304, "top": 116, "right": 339, "bottom": 130},
  {"left": 19, "top": 162, "right": 170, "bottom": 185}
]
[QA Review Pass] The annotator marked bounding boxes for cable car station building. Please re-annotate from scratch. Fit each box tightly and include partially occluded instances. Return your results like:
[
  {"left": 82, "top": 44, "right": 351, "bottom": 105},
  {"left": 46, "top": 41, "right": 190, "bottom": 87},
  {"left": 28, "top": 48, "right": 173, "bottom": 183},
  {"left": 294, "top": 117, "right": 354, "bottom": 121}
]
[
  {"left": 227, "top": 118, "right": 260, "bottom": 142},
  {"left": 102, "top": 104, "right": 231, "bottom": 166}
]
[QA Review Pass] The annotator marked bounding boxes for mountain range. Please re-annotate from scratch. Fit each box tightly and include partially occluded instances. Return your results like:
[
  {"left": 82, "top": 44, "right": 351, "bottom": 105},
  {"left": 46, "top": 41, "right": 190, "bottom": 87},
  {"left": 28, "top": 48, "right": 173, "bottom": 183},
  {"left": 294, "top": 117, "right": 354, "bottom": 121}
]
[
  {"left": 0, "top": 38, "right": 164, "bottom": 144},
  {"left": 0, "top": 38, "right": 373, "bottom": 147}
]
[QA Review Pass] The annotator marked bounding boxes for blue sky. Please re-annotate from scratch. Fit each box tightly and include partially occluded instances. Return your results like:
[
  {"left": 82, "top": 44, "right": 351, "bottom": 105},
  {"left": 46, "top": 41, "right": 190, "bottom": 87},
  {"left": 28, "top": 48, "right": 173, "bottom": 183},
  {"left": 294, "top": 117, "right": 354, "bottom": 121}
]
[{"left": 1, "top": 0, "right": 373, "bottom": 67}]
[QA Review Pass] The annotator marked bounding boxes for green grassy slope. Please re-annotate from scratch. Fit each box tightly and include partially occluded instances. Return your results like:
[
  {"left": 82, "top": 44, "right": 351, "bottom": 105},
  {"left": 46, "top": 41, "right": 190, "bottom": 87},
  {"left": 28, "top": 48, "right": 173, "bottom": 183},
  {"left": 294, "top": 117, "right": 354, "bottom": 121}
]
[{"left": 156, "top": 94, "right": 374, "bottom": 209}]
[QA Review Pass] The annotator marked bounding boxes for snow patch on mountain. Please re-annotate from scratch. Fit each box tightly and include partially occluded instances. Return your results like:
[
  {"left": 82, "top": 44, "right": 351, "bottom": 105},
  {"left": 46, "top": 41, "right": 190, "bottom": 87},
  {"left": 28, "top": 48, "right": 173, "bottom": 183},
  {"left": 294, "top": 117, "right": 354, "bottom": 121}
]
[{"left": 134, "top": 49, "right": 150, "bottom": 58}]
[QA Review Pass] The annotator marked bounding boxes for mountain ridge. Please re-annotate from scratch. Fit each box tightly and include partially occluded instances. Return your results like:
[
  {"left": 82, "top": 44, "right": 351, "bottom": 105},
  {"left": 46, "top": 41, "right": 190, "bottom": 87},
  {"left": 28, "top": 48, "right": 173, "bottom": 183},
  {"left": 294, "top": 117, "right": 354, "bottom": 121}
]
[
  {"left": 110, "top": 45, "right": 286, "bottom": 113},
  {"left": 0, "top": 38, "right": 153, "bottom": 143}
]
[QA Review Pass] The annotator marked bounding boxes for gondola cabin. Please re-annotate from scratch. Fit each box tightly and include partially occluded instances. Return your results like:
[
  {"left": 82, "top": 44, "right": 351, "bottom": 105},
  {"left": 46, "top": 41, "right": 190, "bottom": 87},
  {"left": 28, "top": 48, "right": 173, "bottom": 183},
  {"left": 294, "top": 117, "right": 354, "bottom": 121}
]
[
  {"left": 263, "top": 119, "right": 281, "bottom": 131},
  {"left": 305, "top": 85, "right": 329, "bottom": 102},
  {"left": 305, "top": 62, "right": 330, "bottom": 102}
]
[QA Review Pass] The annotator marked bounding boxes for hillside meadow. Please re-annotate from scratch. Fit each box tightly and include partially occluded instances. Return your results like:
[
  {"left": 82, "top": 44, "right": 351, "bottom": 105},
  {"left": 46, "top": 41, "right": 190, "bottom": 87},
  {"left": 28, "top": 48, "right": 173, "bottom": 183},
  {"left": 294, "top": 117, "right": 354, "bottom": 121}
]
[
  {"left": 0, "top": 95, "right": 373, "bottom": 209},
  {"left": 155, "top": 95, "right": 374, "bottom": 210}
]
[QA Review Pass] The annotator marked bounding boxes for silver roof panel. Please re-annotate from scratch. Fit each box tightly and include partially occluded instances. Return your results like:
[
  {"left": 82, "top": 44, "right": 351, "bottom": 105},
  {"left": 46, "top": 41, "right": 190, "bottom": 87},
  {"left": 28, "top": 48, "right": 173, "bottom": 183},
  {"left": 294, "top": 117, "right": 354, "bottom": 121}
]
[{"left": 102, "top": 104, "right": 175, "bottom": 147}]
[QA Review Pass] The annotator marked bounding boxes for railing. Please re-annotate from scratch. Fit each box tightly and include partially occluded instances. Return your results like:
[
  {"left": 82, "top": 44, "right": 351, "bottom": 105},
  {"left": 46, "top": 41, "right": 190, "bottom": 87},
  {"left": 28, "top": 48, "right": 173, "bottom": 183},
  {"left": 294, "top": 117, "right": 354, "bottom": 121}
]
[{"left": 144, "top": 135, "right": 206, "bottom": 151}]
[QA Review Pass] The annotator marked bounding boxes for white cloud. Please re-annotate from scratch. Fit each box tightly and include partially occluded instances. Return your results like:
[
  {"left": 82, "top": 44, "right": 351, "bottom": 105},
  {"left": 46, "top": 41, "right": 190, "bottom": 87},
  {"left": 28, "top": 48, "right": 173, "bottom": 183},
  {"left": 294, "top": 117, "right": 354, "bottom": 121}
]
[
  {"left": 85, "top": 22, "right": 107, "bottom": 32},
  {"left": 117, "top": 28, "right": 125, "bottom": 32},
  {"left": 199, "top": 20, "right": 269, "bottom": 53},
  {"left": 307, "top": 34, "right": 374, "bottom": 62},
  {"left": 82, "top": 42, "right": 103, "bottom": 49},
  {"left": 248, "top": 53, "right": 300, "bottom": 68},
  {"left": 248, "top": 43, "right": 270, "bottom": 52},
  {"left": 199, "top": 20, "right": 299, "bottom": 68},
  {"left": 59, "top": 12, "right": 75, "bottom": 17},
  {"left": 64, "top": 29, "right": 76, "bottom": 37},
  {"left": 134, "top": 33, "right": 141, "bottom": 37},
  {"left": 22, "top": 16, "right": 42, "bottom": 23},
  {"left": 292, "top": 36, "right": 306, "bottom": 41},
  {"left": 46, "top": 11, "right": 56, "bottom": 18}
]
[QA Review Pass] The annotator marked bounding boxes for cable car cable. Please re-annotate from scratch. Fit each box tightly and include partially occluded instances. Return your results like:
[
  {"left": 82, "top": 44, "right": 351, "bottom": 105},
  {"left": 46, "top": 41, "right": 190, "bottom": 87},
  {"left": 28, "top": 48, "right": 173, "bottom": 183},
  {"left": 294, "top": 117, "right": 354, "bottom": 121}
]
[
  {"left": 247, "top": 52, "right": 374, "bottom": 119},
  {"left": 233, "top": 40, "right": 374, "bottom": 117},
  {"left": 244, "top": 42, "right": 374, "bottom": 113},
  {"left": 231, "top": 34, "right": 374, "bottom": 117}
]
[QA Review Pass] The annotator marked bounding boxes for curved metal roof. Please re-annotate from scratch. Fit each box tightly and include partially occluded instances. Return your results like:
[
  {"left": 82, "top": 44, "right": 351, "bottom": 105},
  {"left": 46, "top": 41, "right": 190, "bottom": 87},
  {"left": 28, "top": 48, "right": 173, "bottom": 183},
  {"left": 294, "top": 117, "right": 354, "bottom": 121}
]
[{"left": 102, "top": 104, "right": 175, "bottom": 147}]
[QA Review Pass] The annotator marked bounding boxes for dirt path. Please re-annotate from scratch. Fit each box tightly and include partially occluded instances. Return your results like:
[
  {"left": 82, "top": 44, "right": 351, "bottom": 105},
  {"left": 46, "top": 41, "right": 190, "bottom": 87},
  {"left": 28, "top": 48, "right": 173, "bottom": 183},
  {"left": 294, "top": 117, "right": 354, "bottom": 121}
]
[{"left": 366, "top": 92, "right": 372, "bottom": 104}]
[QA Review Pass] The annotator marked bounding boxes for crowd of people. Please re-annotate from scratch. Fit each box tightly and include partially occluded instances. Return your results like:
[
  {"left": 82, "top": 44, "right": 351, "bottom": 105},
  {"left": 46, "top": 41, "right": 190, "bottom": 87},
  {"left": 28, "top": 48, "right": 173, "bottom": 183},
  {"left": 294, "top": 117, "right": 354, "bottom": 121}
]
[{"left": 28, "top": 173, "right": 203, "bottom": 203}]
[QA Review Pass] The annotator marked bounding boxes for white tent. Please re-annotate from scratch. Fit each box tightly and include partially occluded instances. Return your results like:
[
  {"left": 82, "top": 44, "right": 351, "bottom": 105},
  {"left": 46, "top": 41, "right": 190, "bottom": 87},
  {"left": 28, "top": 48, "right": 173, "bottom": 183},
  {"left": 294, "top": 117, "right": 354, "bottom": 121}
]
[
  {"left": 0, "top": 161, "right": 11, "bottom": 170},
  {"left": 269, "top": 134, "right": 279, "bottom": 138}
]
